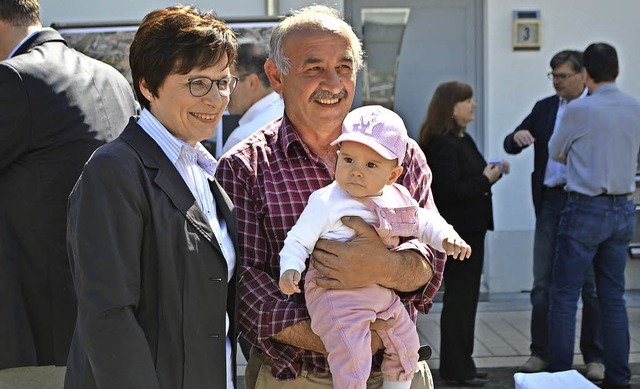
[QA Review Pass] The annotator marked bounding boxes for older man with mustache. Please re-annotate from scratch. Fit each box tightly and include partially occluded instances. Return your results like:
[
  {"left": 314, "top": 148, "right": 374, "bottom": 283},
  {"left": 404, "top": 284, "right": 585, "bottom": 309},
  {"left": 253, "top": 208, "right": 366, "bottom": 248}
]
[{"left": 216, "top": 5, "right": 444, "bottom": 389}]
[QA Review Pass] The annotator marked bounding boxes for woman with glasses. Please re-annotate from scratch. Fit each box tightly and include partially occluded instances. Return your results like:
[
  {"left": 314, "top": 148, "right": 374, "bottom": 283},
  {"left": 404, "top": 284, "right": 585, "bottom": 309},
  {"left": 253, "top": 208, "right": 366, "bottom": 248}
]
[{"left": 64, "top": 6, "right": 239, "bottom": 388}]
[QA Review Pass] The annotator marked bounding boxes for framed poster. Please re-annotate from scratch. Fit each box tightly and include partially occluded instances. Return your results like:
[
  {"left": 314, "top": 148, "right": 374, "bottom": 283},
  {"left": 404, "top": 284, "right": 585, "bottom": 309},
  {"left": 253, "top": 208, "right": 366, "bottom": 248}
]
[
  {"left": 53, "top": 23, "right": 138, "bottom": 83},
  {"left": 53, "top": 17, "right": 280, "bottom": 85}
]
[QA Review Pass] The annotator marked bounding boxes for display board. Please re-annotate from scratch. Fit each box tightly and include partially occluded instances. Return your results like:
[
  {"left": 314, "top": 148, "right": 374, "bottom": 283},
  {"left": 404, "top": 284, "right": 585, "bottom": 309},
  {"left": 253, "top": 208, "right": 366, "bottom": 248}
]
[{"left": 53, "top": 18, "right": 280, "bottom": 84}]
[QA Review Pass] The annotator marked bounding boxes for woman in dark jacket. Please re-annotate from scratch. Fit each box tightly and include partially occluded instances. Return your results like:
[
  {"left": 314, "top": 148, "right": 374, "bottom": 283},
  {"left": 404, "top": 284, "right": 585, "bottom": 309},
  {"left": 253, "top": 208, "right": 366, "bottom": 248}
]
[
  {"left": 64, "top": 6, "right": 239, "bottom": 388},
  {"left": 418, "top": 81, "right": 509, "bottom": 387}
]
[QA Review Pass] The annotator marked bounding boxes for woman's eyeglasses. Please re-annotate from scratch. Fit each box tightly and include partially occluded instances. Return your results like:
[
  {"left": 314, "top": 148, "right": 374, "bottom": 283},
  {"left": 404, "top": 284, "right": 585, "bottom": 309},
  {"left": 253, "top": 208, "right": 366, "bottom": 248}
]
[{"left": 187, "top": 76, "right": 239, "bottom": 97}]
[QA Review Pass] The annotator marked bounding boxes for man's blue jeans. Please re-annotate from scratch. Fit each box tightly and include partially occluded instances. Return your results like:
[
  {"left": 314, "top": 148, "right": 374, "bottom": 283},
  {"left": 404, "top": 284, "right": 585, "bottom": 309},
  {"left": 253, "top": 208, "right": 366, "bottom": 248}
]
[
  {"left": 548, "top": 193, "right": 634, "bottom": 385},
  {"left": 530, "top": 188, "right": 603, "bottom": 362}
]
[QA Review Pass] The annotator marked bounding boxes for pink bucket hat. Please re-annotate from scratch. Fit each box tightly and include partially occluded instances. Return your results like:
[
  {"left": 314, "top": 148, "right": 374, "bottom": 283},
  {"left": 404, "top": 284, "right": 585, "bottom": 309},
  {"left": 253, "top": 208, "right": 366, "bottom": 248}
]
[{"left": 331, "top": 105, "right": 408, "bottom": 166}]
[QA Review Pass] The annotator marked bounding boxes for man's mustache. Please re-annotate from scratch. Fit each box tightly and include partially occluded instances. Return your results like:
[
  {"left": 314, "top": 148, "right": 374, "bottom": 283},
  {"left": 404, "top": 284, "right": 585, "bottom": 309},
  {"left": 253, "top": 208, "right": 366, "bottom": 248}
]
[{"left": 310, "top": 89, "right": 347, "bottom": 101}]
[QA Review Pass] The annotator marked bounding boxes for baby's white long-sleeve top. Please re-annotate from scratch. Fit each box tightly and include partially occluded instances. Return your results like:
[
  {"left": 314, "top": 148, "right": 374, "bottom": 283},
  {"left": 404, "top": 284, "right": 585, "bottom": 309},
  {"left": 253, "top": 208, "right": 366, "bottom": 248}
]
[{"left": 279, "top": 181, "right": 457, "bottom": 277}]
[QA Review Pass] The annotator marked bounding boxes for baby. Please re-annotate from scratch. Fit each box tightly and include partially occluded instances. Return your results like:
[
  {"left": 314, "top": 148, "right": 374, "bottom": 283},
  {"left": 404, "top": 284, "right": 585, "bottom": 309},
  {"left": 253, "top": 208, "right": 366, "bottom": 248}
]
[{"left": 279, "top": 105, "right": 471, "bottom": 389}]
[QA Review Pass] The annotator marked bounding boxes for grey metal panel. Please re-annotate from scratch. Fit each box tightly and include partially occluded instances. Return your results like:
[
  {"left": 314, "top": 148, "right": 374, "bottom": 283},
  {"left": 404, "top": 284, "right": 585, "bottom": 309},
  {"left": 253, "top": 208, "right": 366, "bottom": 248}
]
[{"left": 346, "top": 0, "right": 483, "bottom": 146}]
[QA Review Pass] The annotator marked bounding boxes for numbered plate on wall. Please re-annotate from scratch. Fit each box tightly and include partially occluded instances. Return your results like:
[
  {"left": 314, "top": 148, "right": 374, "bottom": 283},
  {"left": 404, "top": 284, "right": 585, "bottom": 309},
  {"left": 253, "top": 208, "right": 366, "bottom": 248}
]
[{"left": 513, "top": 20, "right": 541, "bottom": 50}]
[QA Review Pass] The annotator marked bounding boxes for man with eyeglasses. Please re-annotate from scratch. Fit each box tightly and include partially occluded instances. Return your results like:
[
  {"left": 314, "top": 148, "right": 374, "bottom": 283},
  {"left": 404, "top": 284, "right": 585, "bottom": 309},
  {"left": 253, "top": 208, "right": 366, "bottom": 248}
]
[
  {"left": 221, "top": 41, "right": 284, "bottom": 360},
  {"left": 221, "top": 42, "right": 284, "bottom": 155},
  {"left": 503, "top": 50, "right": 605, "bottom": 381}
]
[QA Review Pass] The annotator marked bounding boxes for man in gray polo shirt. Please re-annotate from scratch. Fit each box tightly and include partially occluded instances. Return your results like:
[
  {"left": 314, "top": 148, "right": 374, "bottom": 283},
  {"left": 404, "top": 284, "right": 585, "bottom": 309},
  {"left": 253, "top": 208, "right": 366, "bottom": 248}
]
[{"left": 547, "top": 42, "right": 640, "bottom": 389}]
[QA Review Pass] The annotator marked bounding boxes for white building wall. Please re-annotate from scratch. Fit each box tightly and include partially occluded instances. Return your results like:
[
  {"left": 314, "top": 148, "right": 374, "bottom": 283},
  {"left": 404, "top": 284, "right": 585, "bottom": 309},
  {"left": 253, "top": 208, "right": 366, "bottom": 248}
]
[
  {"left": 41, "top": 0, "right": 265, "bottom": 25},
  {"left": 485, "top": 0, "right": 640, "bottom": 292},
  {"left": 40, "top": 0, "right": 344, "bottom": 26},
  {"left": 38, "top": 0, "right": 640, "bottom": 292}
]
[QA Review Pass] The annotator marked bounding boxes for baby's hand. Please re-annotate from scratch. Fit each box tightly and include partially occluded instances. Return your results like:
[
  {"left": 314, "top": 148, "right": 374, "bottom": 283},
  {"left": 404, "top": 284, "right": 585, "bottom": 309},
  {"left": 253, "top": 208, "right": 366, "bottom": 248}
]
[
  {"left": 442, "top": 235, "right": 472, "bottom": 260},
  {"left": 279, "top": 269, "right": 302, "bottom": 295}
]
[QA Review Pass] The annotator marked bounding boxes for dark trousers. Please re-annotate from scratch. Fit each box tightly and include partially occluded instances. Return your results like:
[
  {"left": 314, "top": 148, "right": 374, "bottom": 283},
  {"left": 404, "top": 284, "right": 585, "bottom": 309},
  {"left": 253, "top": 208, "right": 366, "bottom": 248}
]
[{"left": 439, "top": 231, "right": 486, "bottom": 381}]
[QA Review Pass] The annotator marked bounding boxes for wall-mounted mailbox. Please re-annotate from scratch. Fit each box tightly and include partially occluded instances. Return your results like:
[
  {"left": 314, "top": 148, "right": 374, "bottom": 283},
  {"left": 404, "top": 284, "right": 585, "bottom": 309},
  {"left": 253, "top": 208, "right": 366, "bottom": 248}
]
[{"left": 513, "top": 10, "right": 541, "bottom": 51}]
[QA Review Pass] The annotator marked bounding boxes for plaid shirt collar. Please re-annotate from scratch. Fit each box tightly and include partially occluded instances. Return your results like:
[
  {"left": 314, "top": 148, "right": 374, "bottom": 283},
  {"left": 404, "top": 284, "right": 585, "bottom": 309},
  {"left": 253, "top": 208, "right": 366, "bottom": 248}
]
[{"left": 279, "top": 115, "right": 316, "bottom": 161}]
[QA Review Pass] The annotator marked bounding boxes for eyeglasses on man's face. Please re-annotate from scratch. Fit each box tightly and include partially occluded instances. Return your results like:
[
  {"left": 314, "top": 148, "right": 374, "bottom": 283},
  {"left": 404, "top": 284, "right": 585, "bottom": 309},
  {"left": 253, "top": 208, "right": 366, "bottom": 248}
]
[
  {"left": 187, "top": 76, "right": 238, "bottom": 97},
  {"left": 547, "top": 72, "right": 579, "bottom": 81}
]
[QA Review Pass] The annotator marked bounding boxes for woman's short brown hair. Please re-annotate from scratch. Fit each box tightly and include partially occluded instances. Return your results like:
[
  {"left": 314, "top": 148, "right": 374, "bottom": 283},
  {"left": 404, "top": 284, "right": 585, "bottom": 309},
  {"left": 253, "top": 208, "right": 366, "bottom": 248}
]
[
  {"left": 130, "top": 5, "right": 237, "bottom": 109},
  {"left": 418, "top": 81, "right": 473, "bottom": 148}
]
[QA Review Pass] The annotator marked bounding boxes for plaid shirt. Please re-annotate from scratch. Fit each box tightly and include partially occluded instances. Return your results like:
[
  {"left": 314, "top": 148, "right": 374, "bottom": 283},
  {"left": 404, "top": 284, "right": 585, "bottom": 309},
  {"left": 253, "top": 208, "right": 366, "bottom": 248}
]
[{"left": 215, "top": 116, "right": 446, "bottom": 380}]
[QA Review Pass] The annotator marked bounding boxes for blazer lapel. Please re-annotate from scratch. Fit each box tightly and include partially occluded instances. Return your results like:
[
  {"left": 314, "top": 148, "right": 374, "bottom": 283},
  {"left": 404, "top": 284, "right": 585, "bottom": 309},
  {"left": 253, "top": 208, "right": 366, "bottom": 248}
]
[
  {"left": 544, "top": 96, "right": 561, "bottom": 141},
  {"left": 120, "top": 120, "right": 222, "bottom": 254},
  {"left": 211, "top": 180, "right": 237, "bottom": 248}
]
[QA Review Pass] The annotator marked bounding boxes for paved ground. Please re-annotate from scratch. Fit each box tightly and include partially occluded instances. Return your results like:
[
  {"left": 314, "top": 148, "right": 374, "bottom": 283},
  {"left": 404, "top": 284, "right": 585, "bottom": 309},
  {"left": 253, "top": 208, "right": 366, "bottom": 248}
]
[
  {"left": 422, "top": 292, "right": 640, "bottom": 371},
  {"left": 430, "top": 364, "right": 640, "bottom": 389},
  {"left": 2, "top": 291, "right": 639, "bottom": 388},
  {"left": 424, "top": 292, "right": 640, "bottom": 388}
]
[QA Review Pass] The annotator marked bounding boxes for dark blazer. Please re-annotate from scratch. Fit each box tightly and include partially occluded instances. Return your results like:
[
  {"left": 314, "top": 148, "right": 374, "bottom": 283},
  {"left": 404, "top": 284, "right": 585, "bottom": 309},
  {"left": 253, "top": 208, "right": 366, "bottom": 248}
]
[
  {"left": 503, "top": 95, "right": 559, "bottom": 215},
  {"left": 0, "top": 28, "right": 138, "bottom": 368},
  {"left": 423, "top": 133, "right": 494, "bottom": 233},
  {"left": 64, "top": 120, "right": 238, "bottom": 388}
]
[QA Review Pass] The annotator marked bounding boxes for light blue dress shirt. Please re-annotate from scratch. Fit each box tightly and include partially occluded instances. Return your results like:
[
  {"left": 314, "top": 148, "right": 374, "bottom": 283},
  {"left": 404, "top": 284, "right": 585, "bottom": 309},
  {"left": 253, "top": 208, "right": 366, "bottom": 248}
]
[
  {"left": 549, "top": 83, "right": 640, "bottom": 196},
  {"left": 543, "top": 88, "right": 588, "bottom": 187}
]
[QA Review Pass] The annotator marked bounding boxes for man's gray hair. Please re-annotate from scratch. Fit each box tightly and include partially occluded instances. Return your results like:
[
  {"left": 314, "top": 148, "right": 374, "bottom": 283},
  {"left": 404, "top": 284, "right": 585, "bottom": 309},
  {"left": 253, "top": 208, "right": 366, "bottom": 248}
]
[{"left": 269, "top": 5, "right": 363, "bottom": 75}]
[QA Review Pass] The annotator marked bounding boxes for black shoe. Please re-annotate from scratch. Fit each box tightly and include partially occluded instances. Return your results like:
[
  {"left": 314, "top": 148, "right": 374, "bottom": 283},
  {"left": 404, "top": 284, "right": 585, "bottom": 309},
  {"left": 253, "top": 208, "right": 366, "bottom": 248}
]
[
  {"left": 446, "top": 377, "right": 488, "bottom": 387},
  {"left": 474, "top": 370, "right": 488, "bottom": 379}
]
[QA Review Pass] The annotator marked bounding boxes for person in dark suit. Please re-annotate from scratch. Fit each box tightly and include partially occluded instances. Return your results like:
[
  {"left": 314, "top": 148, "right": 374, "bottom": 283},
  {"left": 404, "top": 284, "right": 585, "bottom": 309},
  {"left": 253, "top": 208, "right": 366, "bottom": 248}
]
[
  {"left": 0, "top": 0, "right": 138, "bottom": 369},
  {"left": 64, "top": 6, "right": 239, "bottom": 388},
  {"left": 419, "top": 81, "right": 509, "bottom": 387},
  {"left": 503, "top": 50, "right": 604, "bottom": 380}
]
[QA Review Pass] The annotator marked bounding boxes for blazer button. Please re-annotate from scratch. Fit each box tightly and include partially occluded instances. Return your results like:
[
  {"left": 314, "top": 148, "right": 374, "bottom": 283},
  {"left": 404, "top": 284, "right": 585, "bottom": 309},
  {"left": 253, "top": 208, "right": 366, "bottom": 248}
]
[{"left": 209, "top": 277, "right": 223, "bottom": 282}]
